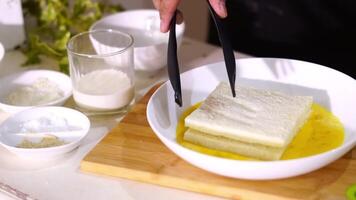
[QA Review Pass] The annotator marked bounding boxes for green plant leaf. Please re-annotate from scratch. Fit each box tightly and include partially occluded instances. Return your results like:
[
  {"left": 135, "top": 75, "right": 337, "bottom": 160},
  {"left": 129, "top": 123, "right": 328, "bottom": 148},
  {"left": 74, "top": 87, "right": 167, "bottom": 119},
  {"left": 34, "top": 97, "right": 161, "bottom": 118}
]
[
  {"left": 54, "top": 32, "right": 71, "bottom": 51},
  {"left": 22, "top": 50, "right": 41, "bottom": 66},
  {"left": 59, "top": 56, "right": 69, "bottom": 74},
  {"left": 30, "top": 34, "right": 63, "bottom": 58},
  {"left": 21, "top": 0, "right": 124, "bottom": 73}
]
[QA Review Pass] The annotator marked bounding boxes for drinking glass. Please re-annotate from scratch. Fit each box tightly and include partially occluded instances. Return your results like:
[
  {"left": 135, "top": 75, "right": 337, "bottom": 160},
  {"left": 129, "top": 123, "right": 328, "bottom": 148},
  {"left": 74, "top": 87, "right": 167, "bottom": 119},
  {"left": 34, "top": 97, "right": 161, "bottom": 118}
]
[{"left": 67, "top": 29, "right": 135, "bottom": 115}]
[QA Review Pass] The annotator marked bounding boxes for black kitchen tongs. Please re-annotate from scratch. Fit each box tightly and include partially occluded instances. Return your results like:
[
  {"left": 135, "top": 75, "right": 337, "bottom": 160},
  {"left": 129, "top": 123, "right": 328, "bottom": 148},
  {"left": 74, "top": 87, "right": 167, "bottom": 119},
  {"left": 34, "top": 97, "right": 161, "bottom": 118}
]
[
  {"left": 167, "top": 10, "right": 182, "bottom": 107},
  {"left": 167, "top": 1, "right": 236, "bottom": 107}
]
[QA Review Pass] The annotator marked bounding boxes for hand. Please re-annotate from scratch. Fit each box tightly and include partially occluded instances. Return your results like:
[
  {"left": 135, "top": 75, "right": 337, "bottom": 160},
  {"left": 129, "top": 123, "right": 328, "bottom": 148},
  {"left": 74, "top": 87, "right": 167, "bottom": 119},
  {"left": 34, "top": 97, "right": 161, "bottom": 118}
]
[{"left": 153, "top": 0, "right": 227, "bottom": 33}]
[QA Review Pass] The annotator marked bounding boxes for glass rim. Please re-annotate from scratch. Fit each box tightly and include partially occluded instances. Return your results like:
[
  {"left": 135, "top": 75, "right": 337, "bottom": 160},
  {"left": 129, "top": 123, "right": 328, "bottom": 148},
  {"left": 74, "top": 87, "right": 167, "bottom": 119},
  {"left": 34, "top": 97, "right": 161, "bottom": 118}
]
[{"left": 66, "top": 29, "right": 134, "bottom": 58}]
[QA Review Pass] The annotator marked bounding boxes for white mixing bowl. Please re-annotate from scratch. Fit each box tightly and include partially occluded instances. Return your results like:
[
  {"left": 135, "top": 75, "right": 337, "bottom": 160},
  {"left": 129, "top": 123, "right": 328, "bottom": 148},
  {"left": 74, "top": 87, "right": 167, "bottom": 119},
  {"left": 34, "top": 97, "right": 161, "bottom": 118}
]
[{"left": 90, "top": 9, "right": 185, "bottom": 72}]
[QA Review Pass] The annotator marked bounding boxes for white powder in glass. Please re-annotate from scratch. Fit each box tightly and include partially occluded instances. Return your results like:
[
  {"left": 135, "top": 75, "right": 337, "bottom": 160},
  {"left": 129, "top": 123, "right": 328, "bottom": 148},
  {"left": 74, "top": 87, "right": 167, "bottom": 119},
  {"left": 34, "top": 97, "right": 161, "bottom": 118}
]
[
  {"left": 73, "top": 69, "right": 134, "bottom": 110},
  {"left": 6, "top": 78, "right": 64, "bottom": 106}
]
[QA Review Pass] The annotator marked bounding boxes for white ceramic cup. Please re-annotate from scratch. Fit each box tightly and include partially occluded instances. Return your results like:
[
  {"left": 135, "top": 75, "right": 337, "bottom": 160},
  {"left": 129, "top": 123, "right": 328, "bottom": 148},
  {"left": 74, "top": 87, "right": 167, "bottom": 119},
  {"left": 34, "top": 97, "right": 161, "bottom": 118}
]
[{"left": 90, "top": 9, "right": 185, "bottom": 72}]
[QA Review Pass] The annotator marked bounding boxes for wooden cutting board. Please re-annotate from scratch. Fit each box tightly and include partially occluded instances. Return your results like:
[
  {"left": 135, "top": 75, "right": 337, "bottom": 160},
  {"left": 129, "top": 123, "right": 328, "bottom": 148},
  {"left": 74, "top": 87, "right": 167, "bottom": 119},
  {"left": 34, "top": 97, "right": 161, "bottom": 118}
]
[{"left": 80, "top": 84, "right": 356, "bottom": 200}]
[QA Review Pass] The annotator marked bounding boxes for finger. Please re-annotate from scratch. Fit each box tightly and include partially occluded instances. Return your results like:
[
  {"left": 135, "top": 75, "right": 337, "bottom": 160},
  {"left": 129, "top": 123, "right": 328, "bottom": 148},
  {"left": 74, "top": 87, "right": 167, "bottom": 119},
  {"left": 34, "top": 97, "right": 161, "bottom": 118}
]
[
  {"left": 209, "top": 0, "right": 227, "bottom": 18},
  {"left": 159, "top": 0, "right": 181, "bottom": 32},
  {"left": 152, "top": 0, "right": 161, "bottom": 10},
  {"left": 176, "top": 9, "right": 184, "bottom": 24}
]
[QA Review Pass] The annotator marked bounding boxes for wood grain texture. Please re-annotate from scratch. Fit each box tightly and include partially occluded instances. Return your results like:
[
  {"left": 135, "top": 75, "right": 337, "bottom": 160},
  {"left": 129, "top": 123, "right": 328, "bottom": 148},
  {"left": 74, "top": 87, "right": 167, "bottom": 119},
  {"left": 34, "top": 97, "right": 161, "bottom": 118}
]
[{"left": 80, "top": 84, "right": 356, "bottom": 200}]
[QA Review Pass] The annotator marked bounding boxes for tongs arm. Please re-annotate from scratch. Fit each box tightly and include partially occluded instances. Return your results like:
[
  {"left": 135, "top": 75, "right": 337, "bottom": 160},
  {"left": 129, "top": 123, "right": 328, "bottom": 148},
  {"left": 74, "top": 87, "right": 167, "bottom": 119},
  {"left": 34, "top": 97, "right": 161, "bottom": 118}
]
[
  {"left": 167, "top": 2, "right": 236, "bottom": 107},
  {"left": 167, "top": 11, "right": 182, "bottom": 106},
  {"left": 207, "top": 1, "right": 236, "bottom": 97}
]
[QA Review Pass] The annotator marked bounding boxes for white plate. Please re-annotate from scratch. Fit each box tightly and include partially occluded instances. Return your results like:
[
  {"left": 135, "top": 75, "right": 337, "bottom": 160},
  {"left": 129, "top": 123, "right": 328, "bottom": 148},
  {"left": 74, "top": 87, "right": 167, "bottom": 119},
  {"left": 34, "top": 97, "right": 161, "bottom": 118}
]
[
  {"left": 0, "top": 106, "right": 90, "bottom": 159},
  {"left": 0, "top": 70, "right": 72, "bottom": 114},
  {"left": 147, "top": 58, "right": 356, "bottom": 180}
]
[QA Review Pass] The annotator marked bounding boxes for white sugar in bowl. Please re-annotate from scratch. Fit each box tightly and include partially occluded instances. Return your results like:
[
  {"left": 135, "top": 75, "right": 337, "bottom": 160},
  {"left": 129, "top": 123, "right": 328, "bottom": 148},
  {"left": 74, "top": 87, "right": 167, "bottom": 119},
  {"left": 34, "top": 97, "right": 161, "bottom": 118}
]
[
  {"left": 0, "top": 70, "right": 72, "bottom": 114},
  {"left": 0, "top": 106, "right": 90, "bottom": 159}
]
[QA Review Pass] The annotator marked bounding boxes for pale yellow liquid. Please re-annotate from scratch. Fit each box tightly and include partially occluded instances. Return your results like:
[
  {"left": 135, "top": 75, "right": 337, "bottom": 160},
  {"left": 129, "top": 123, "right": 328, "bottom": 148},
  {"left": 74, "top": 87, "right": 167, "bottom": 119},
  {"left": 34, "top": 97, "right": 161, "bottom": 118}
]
[{"left": 176, "top": 103, "right": 344, "bottom": 161}]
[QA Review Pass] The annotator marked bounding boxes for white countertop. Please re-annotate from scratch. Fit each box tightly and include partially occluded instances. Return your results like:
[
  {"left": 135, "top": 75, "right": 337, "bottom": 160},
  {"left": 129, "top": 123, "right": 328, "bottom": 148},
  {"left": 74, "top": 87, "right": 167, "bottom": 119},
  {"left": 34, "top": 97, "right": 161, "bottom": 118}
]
[{"left": 0, "top": 38, "right": 250, "bottom": 200}]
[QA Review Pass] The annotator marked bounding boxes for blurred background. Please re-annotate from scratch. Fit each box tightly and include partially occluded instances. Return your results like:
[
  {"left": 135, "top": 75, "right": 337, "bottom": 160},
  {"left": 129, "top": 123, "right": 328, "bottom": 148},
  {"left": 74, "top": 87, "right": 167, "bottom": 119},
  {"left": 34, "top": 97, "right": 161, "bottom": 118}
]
[
  {"left": 121, "top": 0, "right": 356, "bottom": 79},
  {"left": 119, "top": 0, "right": 210, "bottom": 42},
  {"left": 79, "top": 0, "right": 356, "bottom": 78},
  {"left": 1, "top": 0, "right": 355, "bottom": 78}
]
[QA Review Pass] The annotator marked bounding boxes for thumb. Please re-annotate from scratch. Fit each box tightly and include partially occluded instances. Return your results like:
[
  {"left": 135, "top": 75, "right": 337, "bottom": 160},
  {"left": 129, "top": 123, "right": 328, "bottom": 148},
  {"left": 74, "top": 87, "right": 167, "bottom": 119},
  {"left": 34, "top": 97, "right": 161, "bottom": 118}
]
[
  {"left": 208, "top": 0, "right": 227, "bottom": 18},
  {"left": 159, "top": 0, "right": 181, "bottom": 32}
]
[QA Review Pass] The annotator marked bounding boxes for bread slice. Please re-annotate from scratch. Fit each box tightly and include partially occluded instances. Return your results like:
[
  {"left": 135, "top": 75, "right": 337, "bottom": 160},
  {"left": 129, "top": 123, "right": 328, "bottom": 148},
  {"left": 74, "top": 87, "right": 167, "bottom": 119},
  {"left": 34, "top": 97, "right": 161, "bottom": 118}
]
[
  {"left": 185, "top": 82, "right": 312, "bottom": 148},
  {"left": 184, "top": 128, "right": 286, "bottom": 160}
]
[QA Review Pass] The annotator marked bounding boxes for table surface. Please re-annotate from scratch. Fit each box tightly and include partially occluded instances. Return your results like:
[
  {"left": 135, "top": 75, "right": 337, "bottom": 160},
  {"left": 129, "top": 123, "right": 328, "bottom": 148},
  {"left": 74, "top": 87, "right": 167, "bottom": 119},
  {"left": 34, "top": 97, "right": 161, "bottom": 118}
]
[{"left": 0, "top": 38, "right": 250, "bottom": 200}]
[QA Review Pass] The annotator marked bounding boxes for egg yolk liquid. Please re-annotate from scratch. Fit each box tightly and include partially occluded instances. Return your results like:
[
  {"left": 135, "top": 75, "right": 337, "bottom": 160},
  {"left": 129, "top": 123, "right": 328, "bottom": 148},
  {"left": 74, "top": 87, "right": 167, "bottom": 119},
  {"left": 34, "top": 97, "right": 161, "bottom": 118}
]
[{"left": 176, "top": 103, "right": 344, "bottom": 160}]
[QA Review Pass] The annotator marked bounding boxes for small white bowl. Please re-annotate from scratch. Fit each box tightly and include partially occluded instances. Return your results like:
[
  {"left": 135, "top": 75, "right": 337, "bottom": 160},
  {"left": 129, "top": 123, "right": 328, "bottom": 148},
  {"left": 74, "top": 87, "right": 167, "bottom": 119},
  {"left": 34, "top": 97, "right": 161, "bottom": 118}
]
[
  {"left": 90, "top": 9, "right": 185, "bottom": 71},
  {"left": 0, "top": 70, "right": 72, "bottom": 114},
  {"left": 0, "top": 106, "right": 90, "bottom": 159}
]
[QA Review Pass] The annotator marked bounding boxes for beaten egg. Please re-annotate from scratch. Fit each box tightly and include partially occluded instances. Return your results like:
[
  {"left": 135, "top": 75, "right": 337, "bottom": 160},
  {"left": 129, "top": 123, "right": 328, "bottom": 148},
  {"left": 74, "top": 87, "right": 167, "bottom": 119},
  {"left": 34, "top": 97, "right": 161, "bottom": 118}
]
[{"left": 177, "top": 103, "right": 344, "bottom": 160}]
